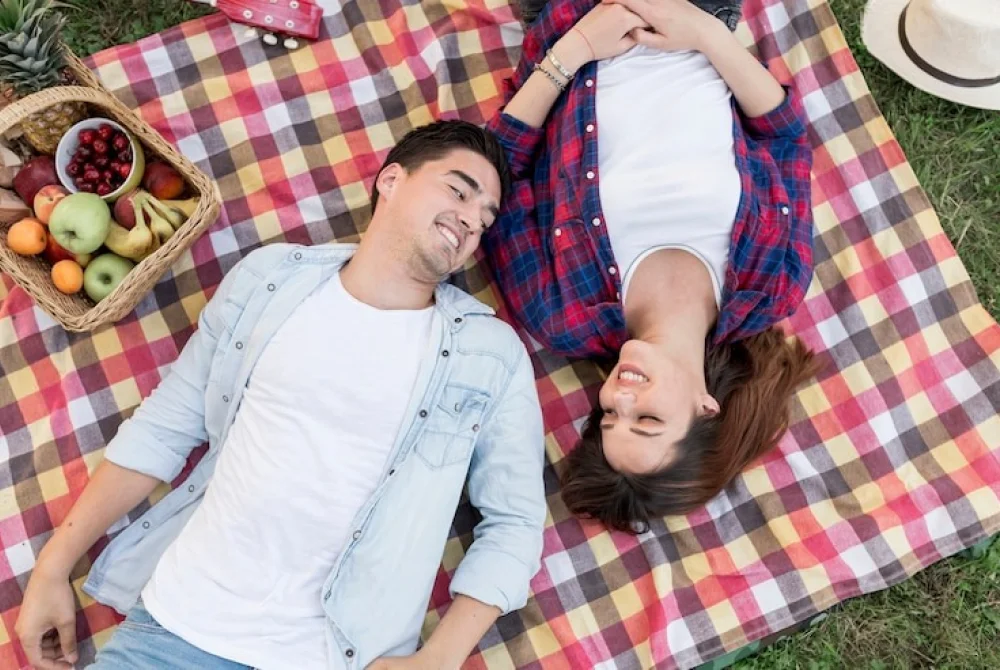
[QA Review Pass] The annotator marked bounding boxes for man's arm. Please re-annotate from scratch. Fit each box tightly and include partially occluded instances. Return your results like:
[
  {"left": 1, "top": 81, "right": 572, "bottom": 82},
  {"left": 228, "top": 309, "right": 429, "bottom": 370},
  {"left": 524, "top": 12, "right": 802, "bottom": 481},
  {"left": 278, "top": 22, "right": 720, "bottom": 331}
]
[
  {"left": 368, "top": 346, "right": 546, "bottom": 670},
  {"left": 15, "top": 258, "right": 244, "bottom": 670}
]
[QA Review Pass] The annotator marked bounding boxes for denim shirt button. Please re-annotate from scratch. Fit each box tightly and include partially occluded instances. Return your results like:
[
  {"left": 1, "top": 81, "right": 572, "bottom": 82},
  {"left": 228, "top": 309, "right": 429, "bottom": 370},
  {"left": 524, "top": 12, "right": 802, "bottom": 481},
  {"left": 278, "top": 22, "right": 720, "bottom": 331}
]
[
  {"left": 142, "top": 521, "right": 150, "bottom": 529},
  {"left": 353, "top": 530, "right": 362, "bottom": 540},
  {"left": 441, "top": 350, "right": 449, "bottom": 357},
  {"left": 235, "top": 341, "right": 243, "bottom": 350},
  {"left": 472, "top": 424, "right": 480, "bottom": 432},
  {"left": 294, "top": 252, "right": 302, "bottom": 260},
  {"left": 454, "top": 317, "right": 462, "bottom": 323},
  {"left": 346, "top": 649, "right": 355, "bottom": 658},
  {"left": 323, "top": 589, "right": 331, "bottom": 602},
  {"left": 780, "top": 205, "right": 790, "bottom": 215},
  {"left": 389, "top": 468, "right": 395, "bottom": 476},
  {"left": 267, "top": 283, "right": 276, "bottom": 291},
  {"left": 223, "top": 395, "right": 230, "bottom": 403},
  {"left": 419, "top": 410, "right": 427, "bottom": 418},
  {"left": 187, "top": 485, "right": 195, "bottom": 493}
]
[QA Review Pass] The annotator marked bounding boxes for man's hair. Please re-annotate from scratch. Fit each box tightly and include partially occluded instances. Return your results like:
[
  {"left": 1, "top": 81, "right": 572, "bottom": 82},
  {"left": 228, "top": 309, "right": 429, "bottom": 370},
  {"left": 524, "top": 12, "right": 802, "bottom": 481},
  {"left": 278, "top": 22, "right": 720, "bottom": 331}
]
[
  {"left": 560, "top": 328, "right": 821, "bottom": 533},
  {"left": 370, "top": 120, "right": 511, "bottom": 211}
]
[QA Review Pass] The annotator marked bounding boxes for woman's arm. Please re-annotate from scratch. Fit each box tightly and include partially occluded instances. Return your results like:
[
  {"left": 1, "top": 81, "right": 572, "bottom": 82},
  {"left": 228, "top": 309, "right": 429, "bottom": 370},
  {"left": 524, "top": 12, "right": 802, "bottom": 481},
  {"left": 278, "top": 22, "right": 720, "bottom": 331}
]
[
  {"left": 608, "top": 0, "right": 786, "bottom": 117},
  {"left": 502, "top": 4, "right": 647, "bottom": 128},
  {"left": 693, "top": 21, "right": 786, "bottom": 117}
]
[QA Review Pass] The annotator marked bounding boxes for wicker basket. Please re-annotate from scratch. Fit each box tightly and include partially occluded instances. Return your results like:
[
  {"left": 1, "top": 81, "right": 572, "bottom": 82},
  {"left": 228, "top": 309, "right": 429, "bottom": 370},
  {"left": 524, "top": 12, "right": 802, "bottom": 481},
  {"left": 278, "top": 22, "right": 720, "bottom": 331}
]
[{"left": 0, "top": 55, "right": 221, "bottom": 332}]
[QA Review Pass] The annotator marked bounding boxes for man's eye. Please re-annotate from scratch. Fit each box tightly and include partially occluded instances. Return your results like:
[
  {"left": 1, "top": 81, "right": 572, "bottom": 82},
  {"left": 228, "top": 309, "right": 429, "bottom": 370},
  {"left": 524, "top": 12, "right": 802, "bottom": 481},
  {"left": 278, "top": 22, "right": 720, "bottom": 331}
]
[
  {"left": 602, "top": 408, "right": 616, "bottom": 416},
  {"left": 450, "top": 186, "right": 465, "bottom": 200},
  {"left": 640, "top": 415, "right": 662, "bottom": 423}
]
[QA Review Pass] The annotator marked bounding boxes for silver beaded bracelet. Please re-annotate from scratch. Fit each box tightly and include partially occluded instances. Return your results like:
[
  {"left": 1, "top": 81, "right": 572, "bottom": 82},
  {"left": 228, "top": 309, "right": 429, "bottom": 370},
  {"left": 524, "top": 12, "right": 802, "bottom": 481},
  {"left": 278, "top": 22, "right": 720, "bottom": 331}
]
[{"left": 534, "top": 62, "right": 567, "bottom": 92}]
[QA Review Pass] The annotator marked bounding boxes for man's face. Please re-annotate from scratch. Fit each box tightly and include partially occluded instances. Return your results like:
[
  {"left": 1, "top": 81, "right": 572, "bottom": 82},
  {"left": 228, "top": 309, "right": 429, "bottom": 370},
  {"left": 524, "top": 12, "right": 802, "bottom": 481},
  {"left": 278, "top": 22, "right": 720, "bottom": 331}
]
[{"left": 375, "top": 149, "right": 502, "bottom": 283}]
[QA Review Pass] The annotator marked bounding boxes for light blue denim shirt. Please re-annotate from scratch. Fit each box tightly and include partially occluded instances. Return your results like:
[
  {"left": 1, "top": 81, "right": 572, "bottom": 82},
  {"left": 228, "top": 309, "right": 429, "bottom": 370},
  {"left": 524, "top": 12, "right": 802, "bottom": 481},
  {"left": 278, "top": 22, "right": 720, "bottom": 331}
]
[{"left": 82, "top": 243, "right": 546, "bottom": 669}]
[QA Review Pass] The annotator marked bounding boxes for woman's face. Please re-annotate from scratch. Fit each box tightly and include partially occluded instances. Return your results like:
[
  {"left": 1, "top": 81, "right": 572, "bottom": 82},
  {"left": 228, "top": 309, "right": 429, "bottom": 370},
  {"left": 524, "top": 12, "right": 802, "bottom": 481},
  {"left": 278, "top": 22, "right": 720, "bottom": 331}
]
[{"left": 597, "top": 339, "right": 719, "bottom": 474}]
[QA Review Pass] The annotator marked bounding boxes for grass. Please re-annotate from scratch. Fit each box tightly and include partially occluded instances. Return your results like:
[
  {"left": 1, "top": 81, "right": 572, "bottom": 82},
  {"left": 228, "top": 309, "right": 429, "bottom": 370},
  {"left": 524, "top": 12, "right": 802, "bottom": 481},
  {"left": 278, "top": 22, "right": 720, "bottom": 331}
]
[{"left": 60, "top": 0, "right": 1000, "bottom": 668}]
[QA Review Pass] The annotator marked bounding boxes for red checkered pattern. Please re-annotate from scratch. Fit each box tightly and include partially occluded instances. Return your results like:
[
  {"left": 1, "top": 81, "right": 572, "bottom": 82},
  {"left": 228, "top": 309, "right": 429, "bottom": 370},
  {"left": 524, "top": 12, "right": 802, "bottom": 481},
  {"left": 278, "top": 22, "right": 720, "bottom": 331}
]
[{"left": 0, "top": 1, "right": 998, "bottom": 668}]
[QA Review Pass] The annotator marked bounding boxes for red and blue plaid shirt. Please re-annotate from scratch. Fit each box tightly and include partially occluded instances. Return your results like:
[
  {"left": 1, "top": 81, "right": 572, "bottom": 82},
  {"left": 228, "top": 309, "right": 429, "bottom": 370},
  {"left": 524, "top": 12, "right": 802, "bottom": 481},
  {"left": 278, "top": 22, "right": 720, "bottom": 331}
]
[{"left": 482, "top": 0, "right": 814, "bottom": 359}]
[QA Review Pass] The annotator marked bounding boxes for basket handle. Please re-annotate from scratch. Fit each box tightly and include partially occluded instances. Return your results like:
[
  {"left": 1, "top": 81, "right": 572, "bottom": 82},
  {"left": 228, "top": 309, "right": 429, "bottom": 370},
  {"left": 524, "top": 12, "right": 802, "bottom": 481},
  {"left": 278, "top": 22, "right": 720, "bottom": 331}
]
[{"left": 0, "top": 85, "right": 122, "bottom": 137}]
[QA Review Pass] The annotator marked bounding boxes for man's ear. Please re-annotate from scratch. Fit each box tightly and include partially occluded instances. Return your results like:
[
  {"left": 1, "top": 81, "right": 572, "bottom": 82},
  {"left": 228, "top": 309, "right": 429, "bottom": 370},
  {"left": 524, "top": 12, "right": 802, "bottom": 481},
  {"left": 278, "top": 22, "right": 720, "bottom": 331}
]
[{"left": 376, "top": 163, "right": 404, "bottom": 201}]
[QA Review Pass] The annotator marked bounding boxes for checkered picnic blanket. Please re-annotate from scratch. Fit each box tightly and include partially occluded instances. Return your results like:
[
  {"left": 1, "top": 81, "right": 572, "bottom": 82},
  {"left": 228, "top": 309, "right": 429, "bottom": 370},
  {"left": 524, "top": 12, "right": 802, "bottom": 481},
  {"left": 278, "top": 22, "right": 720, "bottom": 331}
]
[{"left": 1, "top": 0, "right": 999, "bottom": 667}]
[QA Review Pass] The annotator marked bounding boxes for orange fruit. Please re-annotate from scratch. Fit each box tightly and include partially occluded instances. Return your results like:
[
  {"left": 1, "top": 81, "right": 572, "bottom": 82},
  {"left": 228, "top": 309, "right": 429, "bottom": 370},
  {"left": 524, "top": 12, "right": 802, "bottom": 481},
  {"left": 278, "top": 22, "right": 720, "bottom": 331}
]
[
  {"left": 51, "top": 259, "right": 84, "bottom": 295},
  {"left": 7, "top": 217, "right": 47, "bottom": 256}
]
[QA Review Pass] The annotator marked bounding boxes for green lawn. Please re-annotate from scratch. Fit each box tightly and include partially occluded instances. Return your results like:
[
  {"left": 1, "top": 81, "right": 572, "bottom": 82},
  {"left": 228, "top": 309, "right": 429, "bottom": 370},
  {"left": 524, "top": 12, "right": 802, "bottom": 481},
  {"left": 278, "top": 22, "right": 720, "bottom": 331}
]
[{"left": 61, "top": 0, "right": 1000, "bottom": 668}]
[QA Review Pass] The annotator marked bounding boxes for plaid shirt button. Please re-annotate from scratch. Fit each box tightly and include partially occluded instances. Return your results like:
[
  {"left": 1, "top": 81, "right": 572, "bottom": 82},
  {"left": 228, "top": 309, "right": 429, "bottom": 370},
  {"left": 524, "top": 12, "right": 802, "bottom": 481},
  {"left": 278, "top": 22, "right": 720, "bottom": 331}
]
[
  {"left": 554, "top": 228, "right": 562, "bottom": 236},
  {"left": 592, "top": 217, "right": 601, "bottom": 226},
  {"left": 586, "top": 123, "right": 594, "bottom": 132},
  {"left": 781, "top": 205, "right": 790, "bottom": 215},
  {"left": 608, "top": 266, "right": 617, "bottom": 275},
  {"left": 585, "top": 79, "right": 593, "bottom": 87},
  {"left": 586, "top": 171, "right": 595, "bottom": 179}
]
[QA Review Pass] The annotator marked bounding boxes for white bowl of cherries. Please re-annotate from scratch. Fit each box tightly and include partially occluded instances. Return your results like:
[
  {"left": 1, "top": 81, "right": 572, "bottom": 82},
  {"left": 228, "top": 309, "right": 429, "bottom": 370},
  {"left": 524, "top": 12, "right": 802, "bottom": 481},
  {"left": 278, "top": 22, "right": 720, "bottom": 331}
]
[{"left": 55, "top": 117, "right": 146, "bottom": 202}]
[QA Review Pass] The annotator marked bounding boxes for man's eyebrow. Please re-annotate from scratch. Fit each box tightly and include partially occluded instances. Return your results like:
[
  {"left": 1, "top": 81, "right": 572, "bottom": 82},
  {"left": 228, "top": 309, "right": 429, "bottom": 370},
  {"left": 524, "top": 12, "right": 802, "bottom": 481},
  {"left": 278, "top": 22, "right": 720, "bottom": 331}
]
[{"left": 448, "top": 170, "right": 499, "bottom": 217}]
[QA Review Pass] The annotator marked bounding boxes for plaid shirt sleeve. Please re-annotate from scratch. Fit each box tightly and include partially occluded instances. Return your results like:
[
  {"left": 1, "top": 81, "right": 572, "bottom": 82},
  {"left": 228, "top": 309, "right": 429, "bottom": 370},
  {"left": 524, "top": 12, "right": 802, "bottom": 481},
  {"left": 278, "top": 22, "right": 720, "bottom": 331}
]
[{"left": 717, "top": 86, "right": 814, "bottom": 343}]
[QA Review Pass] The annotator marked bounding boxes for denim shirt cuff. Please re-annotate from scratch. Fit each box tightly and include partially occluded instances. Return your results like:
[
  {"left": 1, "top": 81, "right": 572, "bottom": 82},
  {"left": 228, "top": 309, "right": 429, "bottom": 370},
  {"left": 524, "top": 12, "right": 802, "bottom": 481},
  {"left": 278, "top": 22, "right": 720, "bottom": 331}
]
[
  {"left": 449, "top": 548, "right": 534, "bottom": 615},
  {"left": 104, "top": 419, "right": 187, "bottom": 483}
]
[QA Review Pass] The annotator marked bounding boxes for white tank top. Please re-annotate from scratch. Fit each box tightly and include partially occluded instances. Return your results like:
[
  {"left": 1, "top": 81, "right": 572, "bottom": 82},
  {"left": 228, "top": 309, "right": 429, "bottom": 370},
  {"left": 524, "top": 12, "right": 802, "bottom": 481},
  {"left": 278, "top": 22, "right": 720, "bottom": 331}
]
[{"left": 596, "top": 45, "right": 742, "bottom": 306}]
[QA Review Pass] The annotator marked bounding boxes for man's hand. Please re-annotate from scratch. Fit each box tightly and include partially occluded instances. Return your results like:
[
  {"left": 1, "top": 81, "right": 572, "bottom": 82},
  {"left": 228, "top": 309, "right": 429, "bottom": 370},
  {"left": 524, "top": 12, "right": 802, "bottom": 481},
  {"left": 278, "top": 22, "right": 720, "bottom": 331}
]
[
  {"left": 604, "top": 0, "right": 724, "bottom": 53},
  {"left": 366, "top": 652, "right": 437, "bottom": 670},
  {"left": 15, "top": 568, "right": 78, "bottom": 670}
]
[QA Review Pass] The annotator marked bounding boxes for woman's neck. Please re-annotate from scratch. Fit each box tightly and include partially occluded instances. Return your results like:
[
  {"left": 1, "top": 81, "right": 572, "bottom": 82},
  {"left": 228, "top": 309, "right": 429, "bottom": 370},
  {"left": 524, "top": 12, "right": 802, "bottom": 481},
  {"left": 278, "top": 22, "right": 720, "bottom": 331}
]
[{"left": 623, "top": 249, "right": 718, "bottom": 375}]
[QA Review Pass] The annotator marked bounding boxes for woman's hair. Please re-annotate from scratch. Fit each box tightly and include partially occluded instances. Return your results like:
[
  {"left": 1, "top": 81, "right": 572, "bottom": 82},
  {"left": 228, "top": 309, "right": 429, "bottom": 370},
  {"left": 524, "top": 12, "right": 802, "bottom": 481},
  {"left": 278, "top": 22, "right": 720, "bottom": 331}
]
[{"left": 559, "top": 328, "right": 820, "bottom": 533}]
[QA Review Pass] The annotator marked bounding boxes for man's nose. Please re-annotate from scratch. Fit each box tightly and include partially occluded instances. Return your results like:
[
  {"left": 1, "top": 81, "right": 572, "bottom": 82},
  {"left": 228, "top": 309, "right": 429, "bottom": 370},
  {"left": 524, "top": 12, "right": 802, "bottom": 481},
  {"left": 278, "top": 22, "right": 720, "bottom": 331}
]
[{"left": 614, "top": 390, "right": 636, "bottom": 417}]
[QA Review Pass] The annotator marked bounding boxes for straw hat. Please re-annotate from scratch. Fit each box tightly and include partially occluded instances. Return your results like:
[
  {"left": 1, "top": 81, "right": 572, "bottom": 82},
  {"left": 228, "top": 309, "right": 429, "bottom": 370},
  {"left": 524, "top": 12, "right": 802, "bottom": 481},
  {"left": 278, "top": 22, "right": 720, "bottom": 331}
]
[{"left": 862, "top": 0, "right": 1000, "bottom": 110}]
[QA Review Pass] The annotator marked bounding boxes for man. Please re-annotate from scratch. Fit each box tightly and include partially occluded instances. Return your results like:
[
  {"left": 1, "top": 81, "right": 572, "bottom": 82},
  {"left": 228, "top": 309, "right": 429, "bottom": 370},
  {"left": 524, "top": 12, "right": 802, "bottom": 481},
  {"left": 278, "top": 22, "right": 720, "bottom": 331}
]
[{"left": 15, "top": 121, "right": 546, "bottom": 670}]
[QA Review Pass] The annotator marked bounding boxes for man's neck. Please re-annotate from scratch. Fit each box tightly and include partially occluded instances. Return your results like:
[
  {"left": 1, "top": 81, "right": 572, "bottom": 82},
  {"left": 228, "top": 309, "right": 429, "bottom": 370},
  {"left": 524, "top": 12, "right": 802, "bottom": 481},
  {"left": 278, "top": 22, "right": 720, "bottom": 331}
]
[
  {"left": 339, "top": 234, "right": 437, "bottom": 310},
  {"left": 624, "top": 250, "right": 717, "bottom": 377}
]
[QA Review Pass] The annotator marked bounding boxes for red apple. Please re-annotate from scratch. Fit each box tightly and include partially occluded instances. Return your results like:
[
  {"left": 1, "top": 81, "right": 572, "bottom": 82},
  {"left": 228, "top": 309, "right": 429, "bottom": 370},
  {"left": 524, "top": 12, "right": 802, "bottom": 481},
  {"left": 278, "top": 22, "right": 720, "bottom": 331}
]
[
  {"left": 142, "top": 161, "right": 184, "bottom": 200},
  {"left": 13, "top": 156, "right": 59, "bottom": 207},
  {"left": 113, "top": 189, "right": 148, "bottom": 230},
  {"left": 43, "top": 233, "right": 92, "bottom": 268}
]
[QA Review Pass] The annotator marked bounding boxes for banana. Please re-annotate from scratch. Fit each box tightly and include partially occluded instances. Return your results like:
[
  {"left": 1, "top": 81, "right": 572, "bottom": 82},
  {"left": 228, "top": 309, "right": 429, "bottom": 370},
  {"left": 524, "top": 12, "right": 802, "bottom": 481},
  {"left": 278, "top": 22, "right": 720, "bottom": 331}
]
[
  {"left": 142, "top": 198, "right": 176, "bottom": 243},
  {"left": 104, "top": 215, "right": 159, "bottom": 261},
  {"left": 159, "top": 196, "right": 199, "bottom": 221},
  {"left": 144, "top": 194, "right": 186, "bottom": 229}
]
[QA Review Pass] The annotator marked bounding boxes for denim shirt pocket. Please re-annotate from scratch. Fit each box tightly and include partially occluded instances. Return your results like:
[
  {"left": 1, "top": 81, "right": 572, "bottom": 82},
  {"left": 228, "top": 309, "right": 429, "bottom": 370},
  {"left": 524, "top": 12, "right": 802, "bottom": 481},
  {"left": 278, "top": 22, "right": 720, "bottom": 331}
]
[{"left": 416, "top": 385, "right": 490, "bottom": 469}]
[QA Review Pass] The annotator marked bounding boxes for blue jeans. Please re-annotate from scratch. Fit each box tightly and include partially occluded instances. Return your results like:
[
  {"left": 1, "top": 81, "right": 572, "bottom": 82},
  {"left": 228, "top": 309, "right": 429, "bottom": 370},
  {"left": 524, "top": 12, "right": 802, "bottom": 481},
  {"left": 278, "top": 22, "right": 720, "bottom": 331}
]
[{"left": 88, "top": 602, "right": 252, "bottom": 670}]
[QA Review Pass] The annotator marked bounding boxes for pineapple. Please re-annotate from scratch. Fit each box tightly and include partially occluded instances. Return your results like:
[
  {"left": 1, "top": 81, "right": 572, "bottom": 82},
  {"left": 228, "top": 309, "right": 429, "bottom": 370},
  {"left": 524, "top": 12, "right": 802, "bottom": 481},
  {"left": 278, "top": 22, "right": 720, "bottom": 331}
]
[{"left": 0, "top": 0, "right": 84, "bottom": 154}]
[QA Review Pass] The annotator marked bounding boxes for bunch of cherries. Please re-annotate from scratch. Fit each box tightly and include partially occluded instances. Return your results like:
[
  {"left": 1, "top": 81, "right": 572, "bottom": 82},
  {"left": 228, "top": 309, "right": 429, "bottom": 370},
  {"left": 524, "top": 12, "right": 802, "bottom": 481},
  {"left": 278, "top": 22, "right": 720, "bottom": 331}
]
[{"left": 66, "top": 123, "right": 133, "bottom": 196}]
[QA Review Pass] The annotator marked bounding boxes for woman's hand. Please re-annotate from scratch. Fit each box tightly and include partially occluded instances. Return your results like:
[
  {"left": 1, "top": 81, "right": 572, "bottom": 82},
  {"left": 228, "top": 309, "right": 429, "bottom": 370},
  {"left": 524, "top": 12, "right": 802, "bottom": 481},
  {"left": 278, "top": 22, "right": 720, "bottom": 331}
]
[
  {"left": 553, "top": 3, "right": 650, "bottom": 72},
  {"left": 603, "top": 0, "right": 724, "bottom": 53}
]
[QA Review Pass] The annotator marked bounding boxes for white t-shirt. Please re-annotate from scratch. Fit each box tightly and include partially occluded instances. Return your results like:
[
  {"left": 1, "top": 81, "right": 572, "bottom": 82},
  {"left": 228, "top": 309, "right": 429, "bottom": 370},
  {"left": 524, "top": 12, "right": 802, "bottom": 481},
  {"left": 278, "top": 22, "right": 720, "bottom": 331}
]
[
  {"left": 596, "top": 45, "right": 742, "bottom": 306},
  {"left": 142, "top": 273, "right": 436, "bottom": 670}
]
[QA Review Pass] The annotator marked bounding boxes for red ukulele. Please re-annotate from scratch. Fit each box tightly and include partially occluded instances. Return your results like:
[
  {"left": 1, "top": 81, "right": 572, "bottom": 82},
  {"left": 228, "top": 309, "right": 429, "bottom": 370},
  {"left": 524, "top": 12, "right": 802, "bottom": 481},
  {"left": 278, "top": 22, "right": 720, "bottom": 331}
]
[{"left": 193, "top": 0, "right": 323, "bottom": 49}]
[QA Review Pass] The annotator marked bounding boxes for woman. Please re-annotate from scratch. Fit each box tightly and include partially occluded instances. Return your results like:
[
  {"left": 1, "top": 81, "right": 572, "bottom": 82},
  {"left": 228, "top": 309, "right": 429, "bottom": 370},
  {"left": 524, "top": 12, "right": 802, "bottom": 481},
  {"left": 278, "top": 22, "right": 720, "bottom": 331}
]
[{"left": 482, "top": 0, "right": 818, "bottom": 531}]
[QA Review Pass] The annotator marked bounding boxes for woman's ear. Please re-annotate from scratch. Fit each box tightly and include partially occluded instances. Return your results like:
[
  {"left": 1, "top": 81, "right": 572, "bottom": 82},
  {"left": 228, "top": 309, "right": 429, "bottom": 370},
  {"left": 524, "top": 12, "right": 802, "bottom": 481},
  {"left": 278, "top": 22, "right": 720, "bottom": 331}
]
[
  {"left": 698, "top": 394, "right": 720, "bottom": 418},
  {"left": 376, "top": 163, "right": 404, "bottom": 201}
]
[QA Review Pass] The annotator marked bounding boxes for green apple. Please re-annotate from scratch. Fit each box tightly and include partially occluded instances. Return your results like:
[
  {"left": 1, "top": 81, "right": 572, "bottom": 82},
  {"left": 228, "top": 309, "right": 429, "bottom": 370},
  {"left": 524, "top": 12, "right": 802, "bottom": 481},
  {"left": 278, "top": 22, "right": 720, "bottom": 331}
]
[
  {"left": 83, "top": 253, "right": 135, "bottom": 302},
  {"left": 49, "top": 193, "right": 112, "bottom": 255}
]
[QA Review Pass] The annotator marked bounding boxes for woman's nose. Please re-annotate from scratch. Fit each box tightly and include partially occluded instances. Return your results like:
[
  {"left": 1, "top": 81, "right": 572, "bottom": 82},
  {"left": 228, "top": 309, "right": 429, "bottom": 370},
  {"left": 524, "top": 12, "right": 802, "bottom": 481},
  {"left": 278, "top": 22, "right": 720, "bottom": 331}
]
[{"left": 614, "top": 390, "right": 636, "bottom": 417}]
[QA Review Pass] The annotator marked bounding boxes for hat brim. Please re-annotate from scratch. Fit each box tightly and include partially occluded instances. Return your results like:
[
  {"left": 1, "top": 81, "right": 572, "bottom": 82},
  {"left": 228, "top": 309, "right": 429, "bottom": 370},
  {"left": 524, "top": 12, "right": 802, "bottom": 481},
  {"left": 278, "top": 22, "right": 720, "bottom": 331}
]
[{"left": 862, "top": 0, "right": 1000, "bottom": 111}]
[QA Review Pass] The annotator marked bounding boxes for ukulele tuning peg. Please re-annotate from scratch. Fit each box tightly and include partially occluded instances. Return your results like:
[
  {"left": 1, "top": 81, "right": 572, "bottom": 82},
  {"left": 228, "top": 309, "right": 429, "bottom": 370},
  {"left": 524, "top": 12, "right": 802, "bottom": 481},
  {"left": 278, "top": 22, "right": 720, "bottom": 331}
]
[
  {"left": 283, "top": 37, "right": 300, "bottom": 49},
  {"left": 262, "top": 32, "right": 279, "bottom": 46}
]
